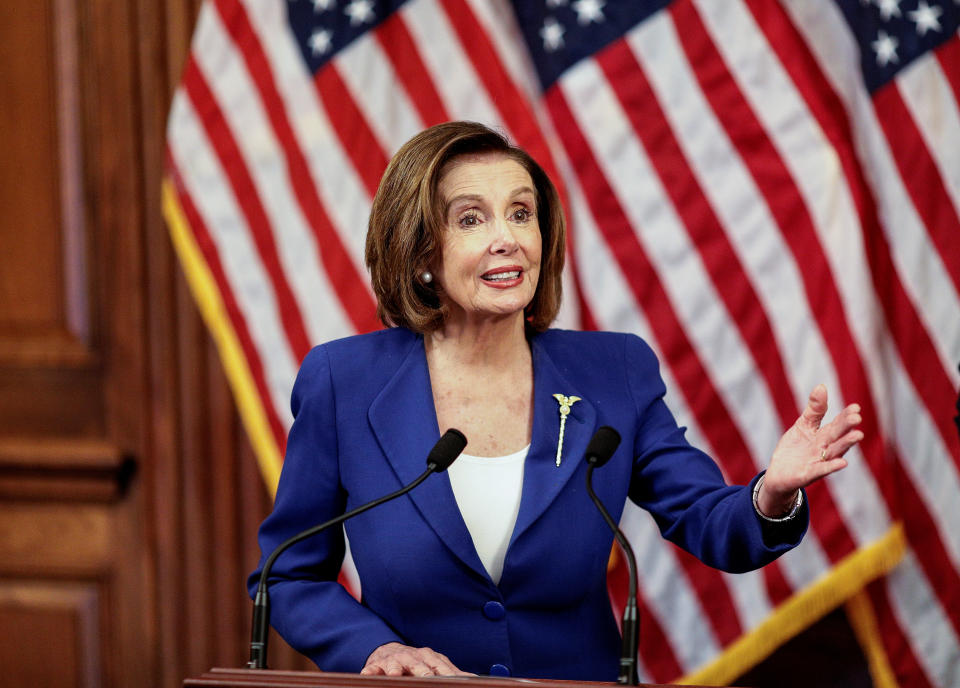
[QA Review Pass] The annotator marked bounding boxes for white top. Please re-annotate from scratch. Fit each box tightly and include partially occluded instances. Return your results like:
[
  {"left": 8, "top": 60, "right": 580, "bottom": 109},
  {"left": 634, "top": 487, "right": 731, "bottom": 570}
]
[{"left": 447, "top": 444, "right": 529, "bottom": 584}]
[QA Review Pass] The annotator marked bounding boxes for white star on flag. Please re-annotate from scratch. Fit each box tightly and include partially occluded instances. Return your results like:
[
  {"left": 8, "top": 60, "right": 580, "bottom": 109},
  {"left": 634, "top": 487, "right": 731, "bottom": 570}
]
[
  {"left": 546, "top": 0, "right": 568, "bottom": 7},
  {"left": 572, "top": 0, "right": 605, "bottom": 25},
  {"left": 540, "top": 16, "right": 565, "bottom": 52},
  {"left": 312, "top": 0, "right": 334, "bottom": 12},
  {"left": 908, "top": 1, "right": 943, "bottom": 35},
  {"left": 876, "top": 0, "right": 902, "bottom": 21},
  {"left": 308, "top": 27, "right": 332, "bottom": 56},
  {"left": 871, "top": 29, "right": 899, "bottom": 65},
  {"left": 344, "top": 0, "right": 374, "bottom": 26}
]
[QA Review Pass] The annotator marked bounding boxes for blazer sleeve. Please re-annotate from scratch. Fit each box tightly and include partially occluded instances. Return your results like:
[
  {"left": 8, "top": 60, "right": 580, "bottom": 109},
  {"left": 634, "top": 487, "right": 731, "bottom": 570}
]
[
  {"left": 247, "top": 345, "right": 403, "bottom": 671},
  {"left": 622, "top": 334, "right": 807, "bottom": 573}
]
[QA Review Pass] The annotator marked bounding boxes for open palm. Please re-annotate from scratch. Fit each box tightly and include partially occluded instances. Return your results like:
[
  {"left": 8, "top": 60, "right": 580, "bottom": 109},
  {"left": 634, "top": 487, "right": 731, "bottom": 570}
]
[{"left": 758, "top": 384, "right": 863, "bottom": 516}]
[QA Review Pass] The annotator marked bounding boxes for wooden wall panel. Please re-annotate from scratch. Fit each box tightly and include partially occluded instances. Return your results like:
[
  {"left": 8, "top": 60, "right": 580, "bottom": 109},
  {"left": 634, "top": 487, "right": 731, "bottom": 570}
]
[
  {"left": 0, "top": 0, "right": 67, "bottom": 330},
  {"left": 0, "top": 0, "right": 90, "bottom": 358},
  {"left": 0, "top": 472, "right": 148, "bottom": 687},
  {"left": 0, "top": 582, "right": 102, "bottom": 688},
  {"left": 0, "top": 0, "right": 100, "bottom": 437}
]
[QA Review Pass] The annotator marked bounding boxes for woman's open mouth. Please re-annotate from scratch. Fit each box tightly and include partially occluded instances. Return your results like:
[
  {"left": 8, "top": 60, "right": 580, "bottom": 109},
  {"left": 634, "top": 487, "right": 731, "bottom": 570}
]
[{"left": 481, "top": 267, "right": 524, "bottom": 287}]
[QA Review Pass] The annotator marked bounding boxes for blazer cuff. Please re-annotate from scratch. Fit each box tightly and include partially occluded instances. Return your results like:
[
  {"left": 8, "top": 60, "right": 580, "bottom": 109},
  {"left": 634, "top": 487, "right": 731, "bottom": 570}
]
[{"left": 749, "top": 472, "right": 808, "bottom": 550}]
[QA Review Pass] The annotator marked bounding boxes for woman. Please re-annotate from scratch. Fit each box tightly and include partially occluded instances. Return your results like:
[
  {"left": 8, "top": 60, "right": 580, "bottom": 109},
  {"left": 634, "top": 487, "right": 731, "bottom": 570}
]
[{"left": 250, "top": 121, "right": 863, "bottom": 680}]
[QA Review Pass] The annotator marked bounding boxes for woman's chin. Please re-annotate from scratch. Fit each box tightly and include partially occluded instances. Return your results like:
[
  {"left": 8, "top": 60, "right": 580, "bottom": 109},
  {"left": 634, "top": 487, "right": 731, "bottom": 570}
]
[
  {"left": 447, "top": 305, "right": 528, "bottom": 328},
  {"left": 482, "top": 299, "right": 533, "bottom": 319}
]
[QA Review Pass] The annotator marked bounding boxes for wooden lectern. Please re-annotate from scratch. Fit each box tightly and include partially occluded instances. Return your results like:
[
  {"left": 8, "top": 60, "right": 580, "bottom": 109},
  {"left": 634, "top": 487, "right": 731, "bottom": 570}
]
[{"left": 183, "top": 668, "right": 720, "bottom": 688}]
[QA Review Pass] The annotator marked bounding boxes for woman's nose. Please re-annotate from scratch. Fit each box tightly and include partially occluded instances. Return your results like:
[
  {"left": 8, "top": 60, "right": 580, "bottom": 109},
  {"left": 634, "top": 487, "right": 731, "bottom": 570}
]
[{"left": 489, "top": 220, "right": 519, "bottom": 254}]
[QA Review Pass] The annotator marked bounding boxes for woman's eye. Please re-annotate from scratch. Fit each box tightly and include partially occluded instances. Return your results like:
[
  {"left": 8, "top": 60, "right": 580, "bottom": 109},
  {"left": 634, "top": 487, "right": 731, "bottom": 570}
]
[
  {"left": 458, "top": 212, "right": 480, "bottom": 228},
  {"left": 511, "top": 208, "right": 531, "bottom": 222}
]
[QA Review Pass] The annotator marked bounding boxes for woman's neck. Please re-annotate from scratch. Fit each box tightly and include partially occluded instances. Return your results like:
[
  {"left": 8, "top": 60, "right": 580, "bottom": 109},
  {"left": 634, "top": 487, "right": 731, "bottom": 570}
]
[
  {"left": 425, "top": 313, "right": 529, "bottom": 368},
  {"left": 425, "top": 313, "right": 534, "bottom": 457}
]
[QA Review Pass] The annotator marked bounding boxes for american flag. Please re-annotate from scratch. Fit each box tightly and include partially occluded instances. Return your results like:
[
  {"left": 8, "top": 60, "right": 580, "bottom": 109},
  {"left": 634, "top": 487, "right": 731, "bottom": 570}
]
[{"left": 163, "top": 0, "right": 960, "bottom": 685}]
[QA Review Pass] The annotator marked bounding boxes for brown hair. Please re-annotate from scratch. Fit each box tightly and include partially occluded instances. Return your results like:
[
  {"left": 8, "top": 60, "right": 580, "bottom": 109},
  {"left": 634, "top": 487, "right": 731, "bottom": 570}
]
[{"left": 365, "top": 121, "right": 565, "bottom": 333}]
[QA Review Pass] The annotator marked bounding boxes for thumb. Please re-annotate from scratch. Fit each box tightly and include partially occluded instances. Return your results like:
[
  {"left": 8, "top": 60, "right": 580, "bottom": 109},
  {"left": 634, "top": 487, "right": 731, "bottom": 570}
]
[{"left": 799, "top": 384, "right": 828, "bottom": 430}]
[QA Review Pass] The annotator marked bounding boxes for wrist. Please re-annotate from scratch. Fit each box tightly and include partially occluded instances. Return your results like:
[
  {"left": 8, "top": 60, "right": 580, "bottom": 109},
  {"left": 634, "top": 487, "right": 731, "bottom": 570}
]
[{"left": 753, "top": 474, "right": 803, "bottom": 522}]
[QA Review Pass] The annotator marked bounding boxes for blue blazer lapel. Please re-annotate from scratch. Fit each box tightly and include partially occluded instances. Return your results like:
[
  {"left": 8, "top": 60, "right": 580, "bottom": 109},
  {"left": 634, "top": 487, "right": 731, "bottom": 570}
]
[
  {"left": 367, "top": 335, "right": 487, "bottom": 578},
  {"left": 510, "top": 336, "right": 597, "bottom": 546}
]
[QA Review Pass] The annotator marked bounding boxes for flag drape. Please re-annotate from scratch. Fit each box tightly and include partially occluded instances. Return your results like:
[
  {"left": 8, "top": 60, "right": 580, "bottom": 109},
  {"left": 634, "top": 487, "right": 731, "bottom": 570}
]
[{"left": 164, "top": 1, "right": 960, "bottom": 685}]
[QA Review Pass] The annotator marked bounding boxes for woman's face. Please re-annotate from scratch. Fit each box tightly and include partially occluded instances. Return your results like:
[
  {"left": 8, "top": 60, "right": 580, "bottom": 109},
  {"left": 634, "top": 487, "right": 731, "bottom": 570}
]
[{"left": 434, "top": 153, "right": 542, "bottom": 328}]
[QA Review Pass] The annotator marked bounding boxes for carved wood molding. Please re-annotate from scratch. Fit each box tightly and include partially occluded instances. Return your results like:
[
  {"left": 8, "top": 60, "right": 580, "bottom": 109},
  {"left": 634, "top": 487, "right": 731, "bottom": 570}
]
[{"left": 0, "top": 438, "right": 136, "bottom": 502}]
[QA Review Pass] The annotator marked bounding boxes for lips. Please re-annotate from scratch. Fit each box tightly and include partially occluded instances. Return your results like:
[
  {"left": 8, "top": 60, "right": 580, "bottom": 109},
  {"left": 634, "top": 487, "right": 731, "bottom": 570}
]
[{"left": 481, "top": 266, "right": 523, "bottom": 283}]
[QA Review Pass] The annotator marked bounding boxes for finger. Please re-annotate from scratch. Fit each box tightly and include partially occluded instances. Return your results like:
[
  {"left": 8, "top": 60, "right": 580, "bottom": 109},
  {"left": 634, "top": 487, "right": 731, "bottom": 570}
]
[
  {"left": 412, "top": 663, "right": 439, "bottom": 677},
  {"left": 799, "top": 384, "right": 828, "bottom": 430},
  {"left": 825, "top": 429, "right": 864, "bottom": 459},
  {"left": 381, "top": 658, "right": 406, "bottom": 676},
  {"left": 793, "top": 451, "right": 848, "bottom": 484},
  {"left": 808, "top": 457, "right": 848, "bottom": 485},
  {"left": 817, "top": 405, "right": 863, "bottom": 448},
  {"left": 418, "top": 649, "right": 462, "bottom": 676},
  {"left": 402, "top": 650, "right": 446, "bottom": 677},
  {"left": 360, "top": 666, "right": 385, "bottom": 676}
]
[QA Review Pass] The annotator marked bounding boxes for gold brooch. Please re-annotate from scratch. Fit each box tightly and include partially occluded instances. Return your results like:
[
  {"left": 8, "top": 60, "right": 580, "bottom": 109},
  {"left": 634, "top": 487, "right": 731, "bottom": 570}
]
[{"left": 552, "top": 394, "right": 582, "bottom": 467}]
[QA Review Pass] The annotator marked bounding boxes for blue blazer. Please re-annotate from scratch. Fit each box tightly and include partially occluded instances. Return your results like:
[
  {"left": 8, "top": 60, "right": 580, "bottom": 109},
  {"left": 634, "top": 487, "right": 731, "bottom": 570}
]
[{"left": 250, "top": 328, "right": 806, "bottom": 680}]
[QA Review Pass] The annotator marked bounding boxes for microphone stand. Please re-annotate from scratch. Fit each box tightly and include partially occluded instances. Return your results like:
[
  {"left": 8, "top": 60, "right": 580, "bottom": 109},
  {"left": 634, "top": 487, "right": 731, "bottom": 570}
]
[
  {"left": 248, "top": 429, "right": 466, "bottom": 669},
  {"left": 584, "top": 427, "right": 639, "bottom": 685}
]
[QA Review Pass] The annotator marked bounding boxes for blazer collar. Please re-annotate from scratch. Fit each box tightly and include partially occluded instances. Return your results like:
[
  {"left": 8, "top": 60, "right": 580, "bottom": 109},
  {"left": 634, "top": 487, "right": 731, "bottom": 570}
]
[
  {"left": 368, "top": 333, "right": 486, "bottom": 578},
  {"left": 367, "top": 330, "right": 598, "bottom": 580},
  {"left": 511, "top": 335, "right": 596, "bottom": 546}
]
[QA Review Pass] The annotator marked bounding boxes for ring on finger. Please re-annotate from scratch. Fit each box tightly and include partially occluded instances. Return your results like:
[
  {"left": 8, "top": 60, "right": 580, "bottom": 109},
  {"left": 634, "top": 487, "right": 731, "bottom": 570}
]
[{"left": 820, "top": 449, "right": 827, "bottom": 461}]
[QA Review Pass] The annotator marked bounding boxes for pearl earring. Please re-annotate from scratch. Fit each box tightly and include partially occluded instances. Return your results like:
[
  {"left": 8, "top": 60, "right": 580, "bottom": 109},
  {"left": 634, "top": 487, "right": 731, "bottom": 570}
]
[{"left": 421, "top": 271, "right": 433, "bottom": 284}]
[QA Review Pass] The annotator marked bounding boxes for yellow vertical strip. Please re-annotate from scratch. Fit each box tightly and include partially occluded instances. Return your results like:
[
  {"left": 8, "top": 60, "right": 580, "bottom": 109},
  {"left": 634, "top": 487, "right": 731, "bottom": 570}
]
[
  {"left": 162, "top": 178, "right": 283, "bottom": 496},
  {"left": 846, "top": 589, "right": 901, "bottom": 688}
]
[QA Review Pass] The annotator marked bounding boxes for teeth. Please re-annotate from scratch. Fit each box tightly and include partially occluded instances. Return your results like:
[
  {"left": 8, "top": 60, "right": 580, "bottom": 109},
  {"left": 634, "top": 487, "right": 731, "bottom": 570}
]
[{"left": 484, "top": 271, "right": 520, "bottom": 281}]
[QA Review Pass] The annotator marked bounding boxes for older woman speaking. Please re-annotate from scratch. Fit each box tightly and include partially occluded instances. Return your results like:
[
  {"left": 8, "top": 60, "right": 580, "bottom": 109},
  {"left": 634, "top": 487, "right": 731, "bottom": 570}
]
[{"left": 250, "top": 121, "right": 863, "bottom": 680}]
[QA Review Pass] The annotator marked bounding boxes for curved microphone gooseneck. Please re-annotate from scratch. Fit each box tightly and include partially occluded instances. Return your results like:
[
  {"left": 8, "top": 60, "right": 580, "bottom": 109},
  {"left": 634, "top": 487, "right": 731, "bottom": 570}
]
[
  {"left": 247, "top": 428, "right": 468, "bottom": 669},
  {"left": 584, "top": 426, "right": 639, "bottom": 686}
]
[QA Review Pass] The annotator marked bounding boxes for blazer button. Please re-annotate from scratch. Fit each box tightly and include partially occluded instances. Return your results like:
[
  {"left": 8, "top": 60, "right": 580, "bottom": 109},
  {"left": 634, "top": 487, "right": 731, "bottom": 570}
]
[
  {"left": 482, "top": 600, "right": 506, "bottom": 620},
  {"left": 489, "top": 664, "right": 511, "bottom": 676}
]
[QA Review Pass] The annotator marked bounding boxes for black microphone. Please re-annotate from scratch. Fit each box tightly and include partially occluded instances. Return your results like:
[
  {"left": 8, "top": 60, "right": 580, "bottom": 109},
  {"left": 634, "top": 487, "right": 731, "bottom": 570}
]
[
  {"left": 248, "top": 428, "right": 468, "bottom": 669},
  {"left": 584, "top": 426, "right": 639, "bottom": 686}
]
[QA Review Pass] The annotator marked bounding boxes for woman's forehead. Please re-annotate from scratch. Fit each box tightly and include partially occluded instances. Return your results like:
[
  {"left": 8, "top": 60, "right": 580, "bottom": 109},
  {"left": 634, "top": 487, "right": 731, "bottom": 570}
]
[{"left": 438, "top": 153, "right": 533, "bottom": 200}]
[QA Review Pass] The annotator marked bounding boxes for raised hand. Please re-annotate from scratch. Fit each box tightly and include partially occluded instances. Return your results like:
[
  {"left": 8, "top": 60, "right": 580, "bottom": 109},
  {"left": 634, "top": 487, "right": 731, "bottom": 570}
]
[{"left": 758, "top": 384, "right": 863, "bottom": 518}]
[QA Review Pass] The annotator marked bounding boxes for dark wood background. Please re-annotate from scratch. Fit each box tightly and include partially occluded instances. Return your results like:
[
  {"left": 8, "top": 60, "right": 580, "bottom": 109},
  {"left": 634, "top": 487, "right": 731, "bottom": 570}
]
[
  {"left": 0, "top": 1, "right": 871, "bottom": 686},
  {"left": 0, "top": 0, "right": 312, "bottom": 685}
]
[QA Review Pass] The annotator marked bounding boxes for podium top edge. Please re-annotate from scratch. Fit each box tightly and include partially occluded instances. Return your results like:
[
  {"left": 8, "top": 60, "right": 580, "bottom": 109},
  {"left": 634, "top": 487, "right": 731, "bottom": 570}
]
[{"left": 184, "top": 668, "right": 714, "bottom": 688}]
